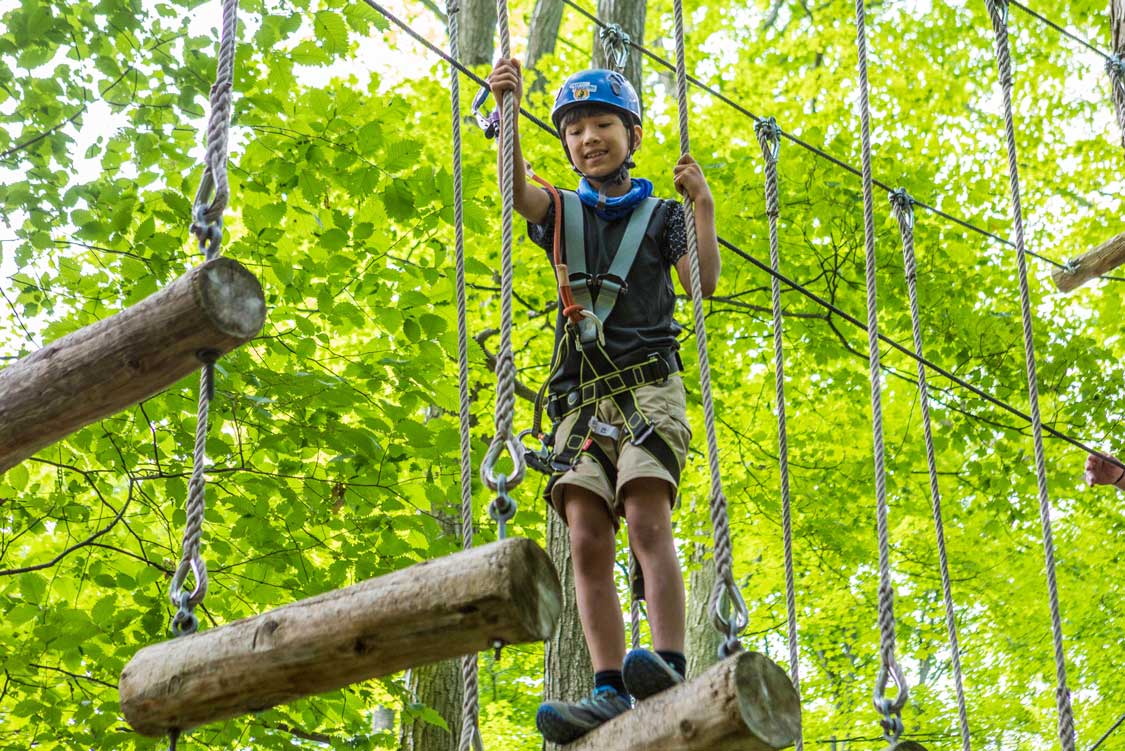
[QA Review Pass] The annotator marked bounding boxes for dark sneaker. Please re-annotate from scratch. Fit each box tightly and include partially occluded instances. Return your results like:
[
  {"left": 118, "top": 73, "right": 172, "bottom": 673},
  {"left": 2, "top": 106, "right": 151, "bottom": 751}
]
[
  {"left": 535, "top": 686, "right": 631, "bottom": 744},
  {"left": 622, "top": 649, "right": 684, "bottom": 702}
]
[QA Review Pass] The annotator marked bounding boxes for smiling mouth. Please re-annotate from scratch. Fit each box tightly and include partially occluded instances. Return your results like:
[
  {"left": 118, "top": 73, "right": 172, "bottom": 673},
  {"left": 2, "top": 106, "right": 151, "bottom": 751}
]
[{"left": 584, "top": 151, "right": 607, "bottom": 161}]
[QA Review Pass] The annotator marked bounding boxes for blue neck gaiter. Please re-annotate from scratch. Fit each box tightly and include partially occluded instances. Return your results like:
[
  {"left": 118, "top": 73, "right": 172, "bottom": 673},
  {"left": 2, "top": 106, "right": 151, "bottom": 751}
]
[{"left": 577, "top": 177, "right": 654, "bottom": 221}]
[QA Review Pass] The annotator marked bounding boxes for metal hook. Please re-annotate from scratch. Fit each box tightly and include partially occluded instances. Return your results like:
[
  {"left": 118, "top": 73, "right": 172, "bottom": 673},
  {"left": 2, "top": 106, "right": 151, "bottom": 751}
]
[{"left": 487, "top": 474, "right": 518, "bottom": 539}]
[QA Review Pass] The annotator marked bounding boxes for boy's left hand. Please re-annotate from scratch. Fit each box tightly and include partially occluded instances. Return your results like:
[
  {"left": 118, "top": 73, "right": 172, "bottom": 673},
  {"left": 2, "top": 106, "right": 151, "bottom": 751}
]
[{"left": 673, "top": 153, "right": 712, "bottom": 206}]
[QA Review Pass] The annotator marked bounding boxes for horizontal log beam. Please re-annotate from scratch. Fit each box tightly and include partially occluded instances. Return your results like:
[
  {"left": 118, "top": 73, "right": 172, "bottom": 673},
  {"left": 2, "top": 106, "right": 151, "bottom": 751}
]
[
  {"left": 1051, "top": 231, "right": 1125, "bottom": 292},
  {"left": 0, "top": 258, "right": 266, "bottom": 473},
  {"left": 567, "top": 651, "right": 801, "bottom": 751},
  {"left": 120, "top": 537, "right": 562, "bottom": 737}
]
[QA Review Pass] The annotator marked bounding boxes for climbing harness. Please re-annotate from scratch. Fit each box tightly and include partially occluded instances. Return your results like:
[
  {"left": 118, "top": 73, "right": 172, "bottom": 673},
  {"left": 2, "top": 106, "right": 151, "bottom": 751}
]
[
  {"left": 852, "top": 1, "right": 912, "bottom": 745},
  {"left": 889, "top": 189, "right": 972, "bottom": 751},
  {"left": 982, "top": 2, "right": 1076, "bottom": 749}
]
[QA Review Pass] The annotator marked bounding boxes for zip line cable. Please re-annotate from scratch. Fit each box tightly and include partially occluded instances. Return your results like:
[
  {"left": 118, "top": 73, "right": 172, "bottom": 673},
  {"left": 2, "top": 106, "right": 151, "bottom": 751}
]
[
  {"left": 1008, "top": 1, "right": 1113, "bottom": 61},
  {"left": 358, "top": 0, "right": 1125, "bottom": 475},
  {"left": 558, "top": 0, "right": 1125, "bottom": 283}
]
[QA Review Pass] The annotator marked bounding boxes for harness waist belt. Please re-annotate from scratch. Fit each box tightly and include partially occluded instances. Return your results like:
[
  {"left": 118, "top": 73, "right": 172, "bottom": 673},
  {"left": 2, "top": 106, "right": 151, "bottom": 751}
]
[{"left": 546, "top": 350, "right": 683, "bottom": 422}]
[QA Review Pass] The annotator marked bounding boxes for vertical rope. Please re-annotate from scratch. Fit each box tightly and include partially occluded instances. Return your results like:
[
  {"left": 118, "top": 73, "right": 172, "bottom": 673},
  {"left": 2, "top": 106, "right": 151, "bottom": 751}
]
[
  {"left": 852, "top": 2, "right": 910, "bottom": 738},
  {"left": 890, "top": 190, "right": 971, "bottom": 751},
  {"left": 170, "top": 0, "right": 239, "bottom": 635},
  {"left": 446, "top": 3, "right": 482, "bottom": 750},
  {"left": 981, "top": 4, "right": 1075, "bottom": 750},
  {"left": 755, "top": 118, "right": 803, "bottom": 751},
  {"left": 1109, "top": 53, "right": 1125, "bottom": 152},
  {"left": 670, "top": 0, "right": 744, "bottom": 659},
  {"left": 480, "top": 0, "right": 525, "bottom": 500}
]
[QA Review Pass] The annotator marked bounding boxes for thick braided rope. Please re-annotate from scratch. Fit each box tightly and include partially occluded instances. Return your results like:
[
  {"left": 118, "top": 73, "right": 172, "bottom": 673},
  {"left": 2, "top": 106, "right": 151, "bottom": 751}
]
[
  {"left": 481, "top": 0, "right": 521, "bottom": 493},
  {"left": 192, "top": 0, "right": 238, "bottom": 227},
  {"left": 171, "top": 0, "right": 239, "bottom": 621},
  {"left": 670, "top": 0, "right": 739, "bottom": 653},
  {"left": 852, "top": 0, "right": 908, "bottom": 715},
  {"left": 982, "top": 4, "right": 1075, "bottom": 749},
  {"left": 890, "top": 191, "right": 971, "bottom": 751},
  {"left": 446, "top": 3, "right": 481, "bottom": 750},
  {"left": 756, "top": 119, "right": 802, "bottom": 751},
  {"left": 1109, "top": 54, "right": 1125, "bottom": 151}
]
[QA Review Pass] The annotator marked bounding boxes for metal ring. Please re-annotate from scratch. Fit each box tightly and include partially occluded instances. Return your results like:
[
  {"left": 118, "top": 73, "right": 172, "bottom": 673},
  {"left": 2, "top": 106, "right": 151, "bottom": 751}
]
[{"left": 480, "top": 433, "right": 526, "bottom": 490}]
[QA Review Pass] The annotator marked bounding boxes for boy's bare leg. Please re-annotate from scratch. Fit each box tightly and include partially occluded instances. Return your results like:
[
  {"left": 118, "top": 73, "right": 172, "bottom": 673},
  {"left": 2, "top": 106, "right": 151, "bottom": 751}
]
[
  {"left": 622, "top": 477, "right": 685, "bottom": 652},
  {"left": 564, "top": 487, "right": 627, "bottom": 671}
]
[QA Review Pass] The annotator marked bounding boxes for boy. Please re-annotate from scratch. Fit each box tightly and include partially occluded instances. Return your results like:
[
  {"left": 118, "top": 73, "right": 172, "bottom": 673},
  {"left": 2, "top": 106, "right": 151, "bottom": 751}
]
[{"left": 488, "top": 59, "right": 720, "bottom": 743}]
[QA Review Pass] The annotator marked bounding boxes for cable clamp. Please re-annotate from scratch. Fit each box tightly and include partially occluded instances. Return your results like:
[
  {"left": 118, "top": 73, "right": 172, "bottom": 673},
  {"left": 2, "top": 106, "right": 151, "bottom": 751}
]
[{"left": 599, "top": 24, "right": 631, "bottom": 72}]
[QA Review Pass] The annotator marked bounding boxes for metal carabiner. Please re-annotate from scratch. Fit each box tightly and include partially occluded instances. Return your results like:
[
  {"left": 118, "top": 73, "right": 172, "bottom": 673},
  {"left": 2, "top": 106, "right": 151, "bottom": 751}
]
[
  {"left": 599, "top": 24, "right": 631, "bottom": 73},
  {"left": 480, "top": 432, "right": 527, "bottom": 491},
  {"left": 471, "top": 85, "right": 500, "bottom": 139}
]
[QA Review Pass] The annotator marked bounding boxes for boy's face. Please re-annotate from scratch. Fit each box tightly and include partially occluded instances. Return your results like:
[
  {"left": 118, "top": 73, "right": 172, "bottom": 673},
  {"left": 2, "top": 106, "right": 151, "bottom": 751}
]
[{"left": 562, "top": 112, "right": 643, "bottom": 181}]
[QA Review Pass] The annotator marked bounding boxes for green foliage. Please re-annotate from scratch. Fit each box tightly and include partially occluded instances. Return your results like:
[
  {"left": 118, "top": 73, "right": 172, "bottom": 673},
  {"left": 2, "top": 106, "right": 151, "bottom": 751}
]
[{"left": 1, "top": 0, "right": 1123, "bottom": 749}]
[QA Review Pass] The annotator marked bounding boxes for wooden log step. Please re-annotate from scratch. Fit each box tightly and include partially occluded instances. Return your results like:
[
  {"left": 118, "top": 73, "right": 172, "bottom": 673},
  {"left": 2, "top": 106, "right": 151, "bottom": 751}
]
[
  {"left": 1051, "top": 231, "right": 1125, "bottom": 292},
  {"left": 0, "top": 258, "right": 266, "bottom": 474},
  {"left": 566, "top": 650, "right": 801, "bottom": 751},
  {"left": 119, "top": 537, "right": 562, "bottom": 737}
]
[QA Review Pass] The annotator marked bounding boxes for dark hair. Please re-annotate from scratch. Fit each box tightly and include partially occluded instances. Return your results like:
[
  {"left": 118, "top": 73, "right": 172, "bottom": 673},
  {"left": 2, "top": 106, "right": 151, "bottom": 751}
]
[{"left": 558, "top": 103, "right": 632, "bottom": 133}]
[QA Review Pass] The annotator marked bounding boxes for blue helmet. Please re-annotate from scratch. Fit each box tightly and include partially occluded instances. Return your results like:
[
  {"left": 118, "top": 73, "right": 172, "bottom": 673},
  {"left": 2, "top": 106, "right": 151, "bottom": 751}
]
[{"left": 551, "top": 69, "right": 642, "bottom": 134}]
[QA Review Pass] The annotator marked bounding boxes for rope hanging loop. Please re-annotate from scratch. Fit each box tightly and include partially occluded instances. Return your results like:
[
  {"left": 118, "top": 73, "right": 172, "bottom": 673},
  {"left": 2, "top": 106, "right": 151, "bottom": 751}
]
[
  {"left": 480, "top": 433, "right": 526, "bottom": 491},
  {"left": 1108, "top": 54, "right": 1125, "bottom": 98},
  {"left": 888, "top": 188, "right": 915, "bottom": 229},
  {"left": 755, "top": 116, "right": 782, "bottom": 165},
  {"left": 599, "top": 23, "right": 631, "bottom": 72},
  {"left": 709, "top": 568, "right": 749, "bottom": 657}
]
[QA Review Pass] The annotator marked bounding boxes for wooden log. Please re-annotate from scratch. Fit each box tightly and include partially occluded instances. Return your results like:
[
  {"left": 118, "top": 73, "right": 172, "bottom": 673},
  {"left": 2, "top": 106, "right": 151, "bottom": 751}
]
[
  {"left": 566, "top": 650, "right": 801, "bottom": 751},
  {"left": 120, "top": 537, "right": 562, "bottom": 737},
  {"left": 1051, "top": 231, "right": 1125, "bottom": 292},
  {"left": 0, "top": 258, "right": 265, "bottom": 474}
]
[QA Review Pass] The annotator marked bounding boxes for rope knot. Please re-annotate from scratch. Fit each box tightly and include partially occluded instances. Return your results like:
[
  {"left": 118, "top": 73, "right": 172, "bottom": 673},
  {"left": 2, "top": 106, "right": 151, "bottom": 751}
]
[
  {"left": 446, "top": 0, "right": 460, "bottom": 14},
  {"left": 1107, "top": 54, "right": 1125, "bottom": 88},
  {"left": 754, "top": 117, "right": 782, "bottom": 163}
]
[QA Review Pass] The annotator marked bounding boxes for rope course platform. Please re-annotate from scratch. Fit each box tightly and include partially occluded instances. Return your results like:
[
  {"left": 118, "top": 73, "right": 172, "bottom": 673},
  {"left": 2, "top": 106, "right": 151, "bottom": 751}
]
[
  {"left": 119, "top": 538, "right": 561, "bottom": 738},
  {"left": 0, "top": 258, "right": 265, "bottom": 474}
]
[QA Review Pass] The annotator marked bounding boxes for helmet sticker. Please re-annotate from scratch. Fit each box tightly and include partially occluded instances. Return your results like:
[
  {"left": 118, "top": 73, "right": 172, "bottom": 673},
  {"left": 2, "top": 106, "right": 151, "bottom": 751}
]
[{"left": 570, "top": 82, "right": 597, "bottom": 100}]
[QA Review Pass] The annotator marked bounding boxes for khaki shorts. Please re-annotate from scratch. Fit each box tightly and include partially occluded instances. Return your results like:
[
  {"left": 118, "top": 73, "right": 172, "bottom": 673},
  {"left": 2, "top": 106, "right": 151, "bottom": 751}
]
[{"left": 549, "top": 375, "right": 692, "bottom": 527}]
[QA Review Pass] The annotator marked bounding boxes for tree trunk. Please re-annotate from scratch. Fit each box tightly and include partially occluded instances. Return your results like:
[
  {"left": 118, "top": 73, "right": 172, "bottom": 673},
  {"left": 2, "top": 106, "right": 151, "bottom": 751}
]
[
  {"left": 685, "top": 545, "right": 722, "bottom": 680},
  {"left": 592, "top": 0, "right": 646, "bottom": 102},
  {"left": 400, "top": 661, "right": 464, "bottom": 751},
  {"left": 399, "top": 508, "right": 464, "bottom": 751},
  {"left": 1111, "top": 0, "right": 1125, "bottom": 151},
  {"left": 527, "top": 0, "right": 564, "bottom": 74},
  {"left": 543, "top": 511, "right": 593, "bottom": 751},
  {"left": 459, "top": 0, "right": 496, "bottom": 66}
]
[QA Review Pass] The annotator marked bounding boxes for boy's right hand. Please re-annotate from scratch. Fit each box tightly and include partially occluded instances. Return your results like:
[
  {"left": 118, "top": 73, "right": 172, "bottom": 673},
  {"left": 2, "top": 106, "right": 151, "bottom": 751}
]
[{"left": 488, "top": 57, "right": 523, "bottom": 107}]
